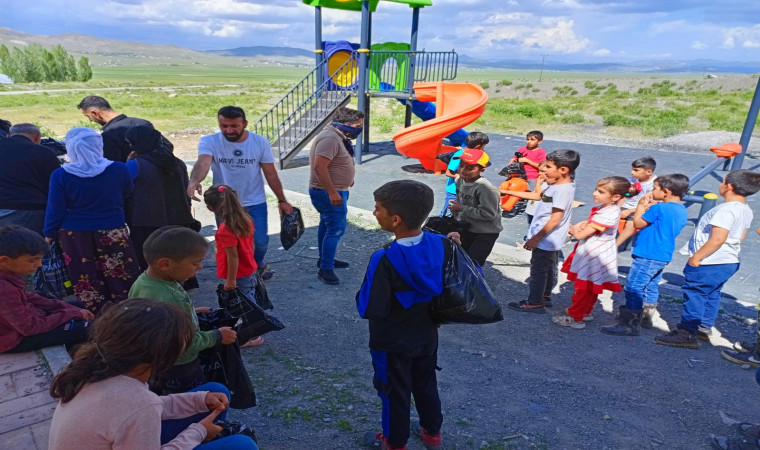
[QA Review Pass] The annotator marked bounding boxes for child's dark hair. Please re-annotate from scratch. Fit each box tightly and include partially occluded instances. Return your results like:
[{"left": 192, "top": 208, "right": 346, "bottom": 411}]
[
  {"left": 50, "top": 298, "right": 193, "bottom": 404},
  {"left": 598, "top": 176, "right": 639, "bottom": 198},
  {"left": 373, "top": 180, "right": 434, "bottom": 230},
  {"left": 143, "top": 226, "right": 209, "bottom": 264},
  {"left": 546, "top": 149, "right": 580, "bottom": 175},
  {"left": 655, "top": 174, "right": 690, "bottom": 198},
  {"left": 0, "top": 225, "right": 49, "bottom": 258},
  {"left": 725, "top": 169, "right": 760, "bottom": 196},
  {"left": 527, "top": 130, "right": 543, "bottom": 141},
  {"left": 204, "top": 185, "right": 253, "bottom": 238},
  {"left": 632, "top": 156, "right": 656, "bottom": 171},
  {"left": 465, "top": 131, "right": 489, "bottom": 149}
]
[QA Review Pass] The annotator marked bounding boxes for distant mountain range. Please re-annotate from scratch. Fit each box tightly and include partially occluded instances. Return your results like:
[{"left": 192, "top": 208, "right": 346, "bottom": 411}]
[{"left": 0, "top": 27, "right": 756, "bottom": 74}]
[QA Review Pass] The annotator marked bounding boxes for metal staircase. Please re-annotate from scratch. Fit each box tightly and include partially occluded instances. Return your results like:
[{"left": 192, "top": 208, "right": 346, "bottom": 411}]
[{"left": 251, "top": 58, "right": 357, "bottom": 169}]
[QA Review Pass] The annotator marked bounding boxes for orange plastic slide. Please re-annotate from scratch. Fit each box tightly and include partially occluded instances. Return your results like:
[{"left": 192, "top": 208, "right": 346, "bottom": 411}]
[{"left": 392, "top": 82, "right": 488, "bottom": 172}]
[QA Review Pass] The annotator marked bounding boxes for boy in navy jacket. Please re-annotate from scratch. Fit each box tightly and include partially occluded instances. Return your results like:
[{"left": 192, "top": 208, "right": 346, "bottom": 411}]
[{"left": 357, "top": 180, "right": 451, "bottom": 450}]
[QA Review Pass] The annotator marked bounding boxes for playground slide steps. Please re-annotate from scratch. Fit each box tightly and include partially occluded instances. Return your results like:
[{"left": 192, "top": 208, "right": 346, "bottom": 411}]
[{"left": 272, "top": 93, "right": 353, "bottom": 169}]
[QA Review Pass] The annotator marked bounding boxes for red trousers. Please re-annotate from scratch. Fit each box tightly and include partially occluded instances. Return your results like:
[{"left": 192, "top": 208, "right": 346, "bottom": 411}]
[{"left": 567, "top": 288, "right": 598, "bottom": 322}]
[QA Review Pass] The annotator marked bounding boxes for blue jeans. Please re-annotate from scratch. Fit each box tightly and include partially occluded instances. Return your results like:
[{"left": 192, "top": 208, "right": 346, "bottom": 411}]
[
  {"left": 160, "top": 383, "right": 257, "bottom": 449},
  {"left": 439, "top": 191, "right": 456, "bottom": 217},
  {"left": 679, "top": 262, "right": 739, "bottom": 333},
  {"left": 235, "top": 274, "right": 257, "bottom": 301},
  {"left": 309, "top": 188, "right": 349, "bottom": 271},
  {"left": 245, "top": 203, "right": 269, "bottom": 268},
  {"left": 623, "top": 256, "right": 668, "bottom": 310}
]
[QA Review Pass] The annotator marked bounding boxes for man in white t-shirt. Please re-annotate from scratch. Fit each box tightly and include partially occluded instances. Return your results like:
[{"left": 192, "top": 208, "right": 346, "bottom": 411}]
[
  {"left": 187, "top": 106, "right": 293, "bottom": 279},
  {"left": 656, "top": 169, "right": 760, "bottom": 350}
]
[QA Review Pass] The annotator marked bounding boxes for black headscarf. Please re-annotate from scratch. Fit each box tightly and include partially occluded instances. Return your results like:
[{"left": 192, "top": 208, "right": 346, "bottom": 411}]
[{"left": 125, "top": 125, "right": 177, "bottom": 172}]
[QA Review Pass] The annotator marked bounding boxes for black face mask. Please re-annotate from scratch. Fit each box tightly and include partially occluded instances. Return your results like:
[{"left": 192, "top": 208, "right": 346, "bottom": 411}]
[{"left": 332, "top": 122, "right": 363, "bottom": 140}]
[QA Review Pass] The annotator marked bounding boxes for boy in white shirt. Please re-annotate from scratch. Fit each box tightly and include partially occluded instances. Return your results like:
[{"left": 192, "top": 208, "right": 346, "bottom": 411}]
[
  {"left": 656, "top": 169, "right": 760, "bottom": 349},
  {"left": 617, "top": 157, "right": 657, "bottom": 249}
]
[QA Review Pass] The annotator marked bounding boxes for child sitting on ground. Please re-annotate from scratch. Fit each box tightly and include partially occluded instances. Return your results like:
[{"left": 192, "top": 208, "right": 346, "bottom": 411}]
[
  {"left": 617, "top": 157, "right": 657, "bottom": 249},
  {"left": 601, "top": 174, "right": 690, "bottom": 336},
  {"left": 48, "top": 297, "right": 258, "bottom": 450},
  {"left": 552, "top": 177, "right": 636, "bottom": 329},
  {"left": 128, "top": 226, "right": 237, "bottom": 393},
  {"left": 440, "top": 132, "right": 489, "bottom": 217},
  {"left": 508, "top": 150, "right": 580, "bottom": 313},
  {"left": 0, "top": 225, "right": 93, "bottom": 353},
  {"left": 656, "top": 169, "right": 760, "bottom": 349},
  {"left": 204, "top": 185, "right": 263, "bottom": 348},
  {"left": 448, "top": 148, "right": 503, "bottom": 266},
  {"left": 358, "top": 180, "right": 453, "bottom": 450}
]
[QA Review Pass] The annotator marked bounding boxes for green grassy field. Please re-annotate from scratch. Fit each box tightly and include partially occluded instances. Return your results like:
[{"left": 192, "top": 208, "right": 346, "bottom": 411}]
[{"left": 0, "top": 64, "right": 756, "bottom": 142}]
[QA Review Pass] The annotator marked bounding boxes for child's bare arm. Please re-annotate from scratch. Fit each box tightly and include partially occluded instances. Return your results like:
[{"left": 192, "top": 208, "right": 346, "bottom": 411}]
[
  {"left": 445, "top": 168, "right": 457, "bottom": 178},
  {"left": 224, "top": 247, "right": 239, "bottom": 291},
  {"left": 524, "top": 208, "right": 563, "bottom": 250},
  {"left": 688, "top": 226, "right": 729, "bottom": 267},
  {"left": 569, "top": 223, "right": 598, "bottom": 241},
  {"left": 501, "top": 190, "right": 541, "bottom": 200},
  {"left": 632, "top": 193, "right": 653, "bottom": 229},
  {"left": 518, "top": 158, "right": 539, "bottom": 169}
]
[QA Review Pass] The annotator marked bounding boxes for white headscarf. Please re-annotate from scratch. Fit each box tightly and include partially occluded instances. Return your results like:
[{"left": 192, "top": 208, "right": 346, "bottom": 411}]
[{"left": 63, "top": 127, "right": 113, "bottom": 178}]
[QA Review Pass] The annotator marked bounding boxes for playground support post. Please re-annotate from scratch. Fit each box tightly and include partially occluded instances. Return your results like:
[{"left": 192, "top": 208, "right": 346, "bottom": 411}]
[
  {"left": 355, "top": 0, "right": 370, "bottom": 165},
  {"left": 731, "top": 75, "right": 760, "bottom": 170},
  {"left": 314, "top": 6, "right": 323, "bottom": 87},
  {"left": 404, "top": 7, "right": 420, "bottom": 128}
]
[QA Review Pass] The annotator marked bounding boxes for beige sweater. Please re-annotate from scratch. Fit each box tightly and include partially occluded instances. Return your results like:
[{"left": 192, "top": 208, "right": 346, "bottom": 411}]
[{"left": 49, "top": 375, "right": 209, "bottom": 450}]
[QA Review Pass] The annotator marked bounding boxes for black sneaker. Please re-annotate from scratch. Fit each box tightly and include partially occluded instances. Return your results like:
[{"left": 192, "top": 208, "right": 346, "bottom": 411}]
[
  {"left": 318, "top": 269, "right": 340, "bottom": 285},
  {"left": 257, "top": 265, "right": 274, "bottom": 280},
  {"left": 735, "top": 341, "right": 757, "bottom": 353},
  {"left": 507, "top": 300, "right": 546, "bottom": 314},
  {"left": 654, "top": 328, "right": 699, "bottom": 349},
  {"left": 214, "top": 420, "right": 258, "bottom": 443},
  {"left": 317, "top": 259, "right": 350, "bottom": 269},
  {"left": 721, "top": 349, "right": 760, "bottom": 367},
  {"left": 543, "top": 296, "right": 553, "bottom": 308}
]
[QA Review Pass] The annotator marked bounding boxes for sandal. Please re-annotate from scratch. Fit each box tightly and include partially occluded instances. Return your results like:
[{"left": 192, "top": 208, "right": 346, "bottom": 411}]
[
  {"left": 240, "top": 336, "right": 264, "bottom": 348},
  {"left": 740, "top": 423, "right": 760, "bottom": 440},
  {"left": 552, "top": 314, "right": 585, "bottom": 329}
]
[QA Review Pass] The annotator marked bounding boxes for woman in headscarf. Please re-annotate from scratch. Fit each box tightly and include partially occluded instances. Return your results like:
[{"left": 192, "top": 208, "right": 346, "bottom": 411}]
[
  {"left": 124, "top": 125, "right": 201, "bottom": 273},
  {"left": 44, "top": 127, "right": 140, "bottom": 314}
]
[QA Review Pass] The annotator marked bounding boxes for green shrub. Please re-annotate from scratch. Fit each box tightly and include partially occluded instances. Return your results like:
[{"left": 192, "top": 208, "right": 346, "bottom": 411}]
[
  {"left": 479, "top": 81, "right": 490, "bottom": 89},
  {"left": 584, "top": 80, "right": 596, "bottom": 89},
  {"left": 498, "top": 79, "right": 513, "bottom": 86},
  {"left": 560, "top": 113, "right": 585, "bottom": 124}
]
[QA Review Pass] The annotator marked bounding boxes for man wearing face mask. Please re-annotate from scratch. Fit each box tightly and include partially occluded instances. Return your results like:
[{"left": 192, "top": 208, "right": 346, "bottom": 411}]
[
  {"left": 77, "top": 96, "right": 153, "bottom": 162},
  {"left": 308, "top": 107, "right": 365, "bottom": 285}
]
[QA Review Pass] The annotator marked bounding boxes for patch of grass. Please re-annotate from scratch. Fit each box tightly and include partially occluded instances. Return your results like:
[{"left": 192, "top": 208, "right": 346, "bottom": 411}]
[
  {"left": 272, "top": 406, "right": 315, "bottom": 425},
  {"left": 553, "top": 85, "right": 578, "bottom": 96},
  {"left": 560, "top": 113, "right": 586, "bottom": 124},
  {"left": 479, "top": 81, "right": 490, "bottom": 89},
  {"left": 336, "top": 419, "right": 352, "bottom": 431},
  {"left": 498, "top": 79, "right": 513, "bottom": 86}
]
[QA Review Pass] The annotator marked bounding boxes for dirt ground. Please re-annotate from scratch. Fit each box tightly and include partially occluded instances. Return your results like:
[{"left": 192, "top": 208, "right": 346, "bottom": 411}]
[{"left": 187, "top": 191, "right": 760, "bottom": 450}]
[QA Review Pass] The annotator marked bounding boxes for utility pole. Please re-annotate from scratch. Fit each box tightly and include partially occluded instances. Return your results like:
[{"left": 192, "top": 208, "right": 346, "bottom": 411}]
[{"left": 539, "top": 54, "right": 546, "bottom": 82}]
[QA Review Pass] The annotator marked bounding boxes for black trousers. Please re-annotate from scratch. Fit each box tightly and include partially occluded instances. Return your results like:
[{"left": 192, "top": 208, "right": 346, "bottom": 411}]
[
  {"left": 371, "top": 349, "right": 443, "bottom": 448},
  {"left": 461, "top": 231, "right": 499, "bottom": 267},
  {"left": 7, "top": 301, "right": 89, "bottom": 353},
  {"left": 528, "top": 248, "right": 558, "bottom": 304}
]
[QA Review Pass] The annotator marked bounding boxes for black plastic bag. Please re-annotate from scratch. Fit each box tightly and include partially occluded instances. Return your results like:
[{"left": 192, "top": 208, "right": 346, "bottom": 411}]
[
  {"left": 199, "top": 342, "right": 256, "bottom": 409},
  {"left": 280, "top": 207, "right": 305, "bottom": 250},
  {"left": 431, "top": 240, "right": 504, "bottom": 325},
  {"left": 216, "top": 284, "right": 254, "bottom": 318},
  {"left": 198, "top": 308, "right": 238, "bottom": 331},
  {"left": 253, "top": 272, "right": 273, "bottom": 310},
  {"left": 436, "top": 150, "right": 459, "bottom": 165},
  {"left": 33, "top": 241, "right": 72, "bottom": 299},
  {"left": 423, "top": 216, "right": 469, "bottom": 236},
  {"left": 236, "top": 301, "right": 285, "bottom": 344}
]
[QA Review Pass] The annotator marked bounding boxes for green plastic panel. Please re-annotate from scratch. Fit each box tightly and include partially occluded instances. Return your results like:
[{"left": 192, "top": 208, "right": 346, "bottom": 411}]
[{"left": 302, "top": 0, "right": 431, "bottom": 11}]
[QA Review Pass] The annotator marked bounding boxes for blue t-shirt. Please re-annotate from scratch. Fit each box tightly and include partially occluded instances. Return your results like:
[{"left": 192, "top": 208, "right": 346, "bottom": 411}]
[
  {"left": 445, "top": 149, "right": 464, "bottom": 195},
  {"left": 632, "top": 202, "right": 688, "bottom": 262}
]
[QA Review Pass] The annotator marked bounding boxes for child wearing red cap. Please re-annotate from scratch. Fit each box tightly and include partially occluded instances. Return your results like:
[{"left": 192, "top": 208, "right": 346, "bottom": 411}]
[{"left": 448, "top": 149, "right": 502, "bottom": 266}]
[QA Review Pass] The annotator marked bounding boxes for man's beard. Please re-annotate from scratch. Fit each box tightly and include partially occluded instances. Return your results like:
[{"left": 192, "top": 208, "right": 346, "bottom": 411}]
[{"left": 223, "top": 132, "right": 242, "bottom": 142}]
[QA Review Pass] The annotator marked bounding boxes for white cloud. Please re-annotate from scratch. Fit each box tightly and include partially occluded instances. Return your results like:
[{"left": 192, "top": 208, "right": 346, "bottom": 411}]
[
  {"left": 523, "top": 20, "right": 590, "bottom": 53},
  {"left": 649, "top": 20, "right": 686, "bottom": 35},
  {"left": 691, "top": 40, "right": 707, "bottom": 49},
  {"left": 593, "top": 48, "right": 610, "bottom": 56},
  {"left": 744, "top": 40, "right": 760, "bottom": 48},
  {"left": 723, "top": 35, "right": 736, "bottom": 48}
]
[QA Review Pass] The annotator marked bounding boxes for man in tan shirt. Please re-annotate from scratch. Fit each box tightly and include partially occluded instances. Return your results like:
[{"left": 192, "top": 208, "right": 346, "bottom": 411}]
[{"left": 308, "top": 107, "right": 364, "bottom": 285}]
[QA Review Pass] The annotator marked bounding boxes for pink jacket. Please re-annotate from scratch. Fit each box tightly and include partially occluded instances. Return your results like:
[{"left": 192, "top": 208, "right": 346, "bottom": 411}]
[{"left": 0, "top": 270, "right": 83, "bottom": 352}]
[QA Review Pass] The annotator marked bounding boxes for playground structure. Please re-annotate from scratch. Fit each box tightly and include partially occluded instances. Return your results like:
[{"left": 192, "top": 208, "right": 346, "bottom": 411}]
[
  {"left": 250, "top": 0, "right": 479, "bottom": 169},
  {"left": 683, "top": 75, "right": 760, "bottom": 219}
]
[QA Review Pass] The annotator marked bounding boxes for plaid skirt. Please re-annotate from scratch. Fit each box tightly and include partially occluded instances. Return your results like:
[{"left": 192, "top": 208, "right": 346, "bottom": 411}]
[{"left": 58, "top": 226, "right": 140, "bottom": 315}]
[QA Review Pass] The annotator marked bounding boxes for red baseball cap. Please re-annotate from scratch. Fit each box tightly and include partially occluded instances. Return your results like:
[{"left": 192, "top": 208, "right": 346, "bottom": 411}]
[{"left": 456, "top": 148, "right": 490, "bottom": 167}]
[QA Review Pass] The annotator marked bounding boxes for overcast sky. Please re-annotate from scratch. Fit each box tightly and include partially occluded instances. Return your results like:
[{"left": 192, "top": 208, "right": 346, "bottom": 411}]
[{"left": 3, "top": 0, "right": 760, "bottom": 63}]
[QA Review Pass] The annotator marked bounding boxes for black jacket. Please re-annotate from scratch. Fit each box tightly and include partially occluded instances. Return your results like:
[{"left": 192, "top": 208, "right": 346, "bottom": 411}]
[
  {"left": 0, "top": 135, "right": 61, "bottom": 210},
  {"left": 102, "top": 114, "right": 153, "bottom": 162}
]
